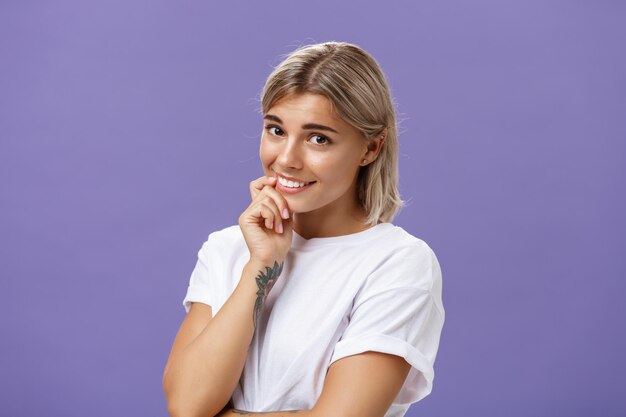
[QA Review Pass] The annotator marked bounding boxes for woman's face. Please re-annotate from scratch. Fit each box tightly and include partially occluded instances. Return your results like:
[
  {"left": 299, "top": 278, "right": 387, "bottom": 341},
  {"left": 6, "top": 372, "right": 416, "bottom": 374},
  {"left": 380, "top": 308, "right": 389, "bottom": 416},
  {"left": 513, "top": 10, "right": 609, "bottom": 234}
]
[{"left": 260, "top": 92, "right": 373, "bottom": 218}]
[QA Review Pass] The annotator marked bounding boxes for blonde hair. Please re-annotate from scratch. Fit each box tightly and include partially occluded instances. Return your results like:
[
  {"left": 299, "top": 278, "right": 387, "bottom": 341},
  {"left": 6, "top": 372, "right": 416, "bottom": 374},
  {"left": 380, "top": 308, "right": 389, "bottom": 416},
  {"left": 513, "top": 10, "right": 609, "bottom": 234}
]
[{"left": 260, "top": 41, "right": 404, "bottom": 226}]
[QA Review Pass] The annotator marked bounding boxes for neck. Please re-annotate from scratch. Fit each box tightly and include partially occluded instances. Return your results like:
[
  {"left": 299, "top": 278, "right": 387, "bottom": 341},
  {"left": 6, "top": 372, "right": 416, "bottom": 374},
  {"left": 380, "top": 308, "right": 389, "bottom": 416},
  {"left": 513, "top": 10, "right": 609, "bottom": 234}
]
[{"left": 292, "top": 200, "right": 370, "bottom": 240}]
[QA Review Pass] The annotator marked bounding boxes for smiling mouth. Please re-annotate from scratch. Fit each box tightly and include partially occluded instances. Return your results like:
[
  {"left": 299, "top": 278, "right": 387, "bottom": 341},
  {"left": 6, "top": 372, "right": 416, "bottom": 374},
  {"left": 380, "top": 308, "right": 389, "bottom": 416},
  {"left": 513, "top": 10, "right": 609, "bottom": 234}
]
[{"left": 277, "top": 176, "right": 316, "bottom": 189}]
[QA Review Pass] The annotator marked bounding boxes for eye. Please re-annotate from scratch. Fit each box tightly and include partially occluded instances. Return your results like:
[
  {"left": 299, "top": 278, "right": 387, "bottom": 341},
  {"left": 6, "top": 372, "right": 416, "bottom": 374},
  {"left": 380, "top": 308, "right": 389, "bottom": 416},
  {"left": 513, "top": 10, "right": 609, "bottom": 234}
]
[
  {"left": 308, "top": 134, "right": 330, "bottom": 145},
  {"left": 265, "top": 125, "right": 284, "bottom": 136}
]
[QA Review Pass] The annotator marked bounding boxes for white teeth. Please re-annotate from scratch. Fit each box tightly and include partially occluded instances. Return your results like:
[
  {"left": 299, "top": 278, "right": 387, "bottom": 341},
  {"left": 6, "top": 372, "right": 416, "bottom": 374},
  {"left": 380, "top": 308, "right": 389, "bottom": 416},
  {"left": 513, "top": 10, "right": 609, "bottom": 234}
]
[{"left": 278, "top": 176, "right": 308, "bottom": 188}]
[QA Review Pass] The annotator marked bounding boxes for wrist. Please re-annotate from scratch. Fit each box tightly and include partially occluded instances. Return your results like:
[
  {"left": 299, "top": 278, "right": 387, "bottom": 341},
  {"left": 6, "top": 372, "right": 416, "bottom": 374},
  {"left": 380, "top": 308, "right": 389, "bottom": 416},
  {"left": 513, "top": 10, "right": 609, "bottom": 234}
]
[
  {"left": 247, "top": 255, "right": 285, "bottom": 268},
  {"left": 240, "top": 259, "right": 285, "bottom": 292}
]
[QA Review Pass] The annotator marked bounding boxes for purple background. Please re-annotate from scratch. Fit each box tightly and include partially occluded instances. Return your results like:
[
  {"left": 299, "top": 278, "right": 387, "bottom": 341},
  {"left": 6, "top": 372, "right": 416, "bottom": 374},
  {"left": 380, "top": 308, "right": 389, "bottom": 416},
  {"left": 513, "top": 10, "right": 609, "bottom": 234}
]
[{"left": 1, "top": 1, "right": 624, "bottom": 416}]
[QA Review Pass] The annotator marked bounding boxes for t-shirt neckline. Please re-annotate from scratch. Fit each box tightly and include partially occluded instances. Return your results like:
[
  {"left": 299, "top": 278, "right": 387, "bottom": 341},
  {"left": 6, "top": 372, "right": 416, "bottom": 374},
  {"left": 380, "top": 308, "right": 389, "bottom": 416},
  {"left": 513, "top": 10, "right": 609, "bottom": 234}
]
[{"left": 291, "top": 222, "right": 395, "bottom": 249}]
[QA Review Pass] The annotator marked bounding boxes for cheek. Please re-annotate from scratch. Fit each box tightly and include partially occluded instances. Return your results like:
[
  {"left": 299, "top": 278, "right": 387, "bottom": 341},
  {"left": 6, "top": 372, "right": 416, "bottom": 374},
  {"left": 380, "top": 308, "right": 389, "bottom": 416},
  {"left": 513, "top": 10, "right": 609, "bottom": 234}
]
[
  {"left": 310, "top": 154, "right": 358, "bottom": 184},
  {"left": 259, "top": 138, "right": 277, "bottom": 166}
]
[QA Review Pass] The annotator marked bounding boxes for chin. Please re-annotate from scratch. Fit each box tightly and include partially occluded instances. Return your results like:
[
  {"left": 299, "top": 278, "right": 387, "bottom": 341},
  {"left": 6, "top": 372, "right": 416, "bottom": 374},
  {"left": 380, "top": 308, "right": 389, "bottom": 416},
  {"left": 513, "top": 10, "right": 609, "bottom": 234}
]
[
  {"left": 283, "top": 200, "right": 309, "bottom": 214},
  {"left": 281, "top": 198, "right": 317, "bottom": 214}
]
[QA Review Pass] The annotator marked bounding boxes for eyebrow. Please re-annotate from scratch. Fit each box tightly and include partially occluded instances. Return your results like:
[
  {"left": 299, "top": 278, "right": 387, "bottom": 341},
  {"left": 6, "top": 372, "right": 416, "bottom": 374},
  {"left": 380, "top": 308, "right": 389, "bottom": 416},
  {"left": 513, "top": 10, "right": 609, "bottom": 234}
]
[{"left": 263, "top": 114, "right": 339, "bottom": 134}]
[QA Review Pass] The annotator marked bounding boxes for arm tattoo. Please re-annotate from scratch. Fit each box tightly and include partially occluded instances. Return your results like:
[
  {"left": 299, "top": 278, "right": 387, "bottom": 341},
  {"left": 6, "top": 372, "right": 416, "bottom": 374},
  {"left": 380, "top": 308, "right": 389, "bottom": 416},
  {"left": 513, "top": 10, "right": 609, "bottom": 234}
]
[{"left": 253, "top": 261, "right": 283, "bottom": 327}]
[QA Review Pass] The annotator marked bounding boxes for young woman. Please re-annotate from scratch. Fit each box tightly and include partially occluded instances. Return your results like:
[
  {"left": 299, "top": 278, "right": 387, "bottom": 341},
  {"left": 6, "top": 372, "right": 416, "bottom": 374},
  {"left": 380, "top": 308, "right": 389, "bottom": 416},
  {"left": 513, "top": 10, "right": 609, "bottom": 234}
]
[{"left": 163, "top": 41, "right": 444, "bottom": 417}]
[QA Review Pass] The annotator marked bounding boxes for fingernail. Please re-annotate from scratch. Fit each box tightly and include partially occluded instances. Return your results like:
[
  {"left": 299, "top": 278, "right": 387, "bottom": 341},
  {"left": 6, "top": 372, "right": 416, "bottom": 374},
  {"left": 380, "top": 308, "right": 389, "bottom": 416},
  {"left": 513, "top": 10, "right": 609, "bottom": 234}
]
[
  {"left": 282, "top": 208, "right": 289, "bottom": 219},
  {"left": 278, "top": 223, "right": 283, "bottom": 233},
  {"left": 268, "top": 220, "right": 273, "bottom": 229}
]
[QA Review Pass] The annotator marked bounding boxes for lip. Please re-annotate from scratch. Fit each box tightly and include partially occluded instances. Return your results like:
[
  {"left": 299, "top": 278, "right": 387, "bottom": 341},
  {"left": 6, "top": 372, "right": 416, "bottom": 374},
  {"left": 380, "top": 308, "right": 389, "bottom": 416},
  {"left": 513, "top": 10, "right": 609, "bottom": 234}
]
[
  {"left": 275, "top": 173, "right": 315, "bottom": 184},
  {"left": 276, "top": 180, "right": 315, "bottom": 194},
  {"left": 274, "top": 173, "right": 316, "bottom": 194}
]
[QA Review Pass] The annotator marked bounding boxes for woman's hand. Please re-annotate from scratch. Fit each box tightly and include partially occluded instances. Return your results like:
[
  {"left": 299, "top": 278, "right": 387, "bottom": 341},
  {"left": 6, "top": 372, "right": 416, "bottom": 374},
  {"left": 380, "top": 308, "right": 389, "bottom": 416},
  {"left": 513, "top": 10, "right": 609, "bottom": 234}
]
[{"left": 239, "top": 176, "right": 293, "bottom": 263}]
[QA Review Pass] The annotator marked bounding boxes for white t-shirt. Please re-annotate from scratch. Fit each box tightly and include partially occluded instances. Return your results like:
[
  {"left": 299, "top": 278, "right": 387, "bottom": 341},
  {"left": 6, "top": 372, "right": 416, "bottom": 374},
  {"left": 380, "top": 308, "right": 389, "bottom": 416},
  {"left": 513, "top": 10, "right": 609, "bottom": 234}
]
[{"left": 182, "top": 222, "right": 444, "bottom": 417}]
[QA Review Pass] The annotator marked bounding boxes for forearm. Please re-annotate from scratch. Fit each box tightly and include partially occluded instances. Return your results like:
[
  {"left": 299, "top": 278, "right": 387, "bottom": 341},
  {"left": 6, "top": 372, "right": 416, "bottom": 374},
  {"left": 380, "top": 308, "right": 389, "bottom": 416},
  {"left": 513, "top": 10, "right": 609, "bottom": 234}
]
[{"left": 164, "top": 258, "right": 283, "bottom": 417}]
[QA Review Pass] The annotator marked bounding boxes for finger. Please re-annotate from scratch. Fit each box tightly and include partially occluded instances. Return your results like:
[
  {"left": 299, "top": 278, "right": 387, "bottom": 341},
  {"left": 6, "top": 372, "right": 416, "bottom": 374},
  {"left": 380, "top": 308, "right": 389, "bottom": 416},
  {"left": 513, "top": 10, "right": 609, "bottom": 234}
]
[
  {"left": 243, "top": 202, "right": 274, "bottom": 230},
  {"left": 255, "top": 189, "right": 288, "bottom": 233},
  {"left": 250, "top": 176, "right": 277, "bottom": 199},
  {"left": 254, "top": 200, "right": 281, "bottom": 232},
  {"left": 261, "top": 199, "right": 283, "bottom": 232},
  {"left": 259, "top": 185, "right": 291, "bottom": 220}
]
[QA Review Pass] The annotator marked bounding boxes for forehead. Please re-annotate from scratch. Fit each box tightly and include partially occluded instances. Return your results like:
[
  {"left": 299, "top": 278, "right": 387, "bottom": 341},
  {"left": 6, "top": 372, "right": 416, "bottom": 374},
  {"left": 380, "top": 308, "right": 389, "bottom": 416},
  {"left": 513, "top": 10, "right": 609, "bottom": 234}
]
[{"left": 267, "top": 93, "right": 341, "bottom": 124}]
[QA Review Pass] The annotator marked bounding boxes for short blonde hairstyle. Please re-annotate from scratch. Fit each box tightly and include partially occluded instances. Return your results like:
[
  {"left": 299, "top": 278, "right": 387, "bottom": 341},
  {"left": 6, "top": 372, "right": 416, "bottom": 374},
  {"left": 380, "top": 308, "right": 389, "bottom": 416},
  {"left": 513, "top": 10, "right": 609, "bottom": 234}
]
[{"left": 260, "top": 41, "right": 404, "bottom": 226}]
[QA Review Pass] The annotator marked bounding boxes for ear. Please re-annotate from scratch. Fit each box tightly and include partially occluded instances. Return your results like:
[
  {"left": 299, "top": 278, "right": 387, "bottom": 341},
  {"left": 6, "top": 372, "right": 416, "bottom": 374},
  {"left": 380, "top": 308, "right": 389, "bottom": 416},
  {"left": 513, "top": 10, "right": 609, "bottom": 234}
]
[{"left": 361, "top": 129, "right": 387, "bottom": 166}]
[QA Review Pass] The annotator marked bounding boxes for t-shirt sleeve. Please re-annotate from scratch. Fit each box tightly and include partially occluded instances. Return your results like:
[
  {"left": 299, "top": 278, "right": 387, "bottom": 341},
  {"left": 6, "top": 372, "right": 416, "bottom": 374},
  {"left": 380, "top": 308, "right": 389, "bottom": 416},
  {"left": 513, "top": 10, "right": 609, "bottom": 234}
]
[
  {"left": 329, "top": 242, "right": 445, "bottom": 406},
  {"left": 182, "top": 233, "right": 221, "bottom": 314}
]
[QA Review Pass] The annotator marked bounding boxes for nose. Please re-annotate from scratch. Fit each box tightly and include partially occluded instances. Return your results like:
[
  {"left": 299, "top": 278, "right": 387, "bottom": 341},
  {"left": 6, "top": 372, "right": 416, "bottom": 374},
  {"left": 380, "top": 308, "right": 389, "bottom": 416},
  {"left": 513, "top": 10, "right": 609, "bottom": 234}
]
[{"left": 276, "top": 136, "right": 303, "bottom": 170}]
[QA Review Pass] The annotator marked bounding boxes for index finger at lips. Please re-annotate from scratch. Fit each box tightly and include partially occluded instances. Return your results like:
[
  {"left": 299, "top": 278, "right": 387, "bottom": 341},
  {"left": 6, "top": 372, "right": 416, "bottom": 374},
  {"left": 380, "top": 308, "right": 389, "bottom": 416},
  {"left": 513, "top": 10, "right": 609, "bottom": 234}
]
[{"left": 249, "top": 176, "right": 277, "bottom": 199}]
